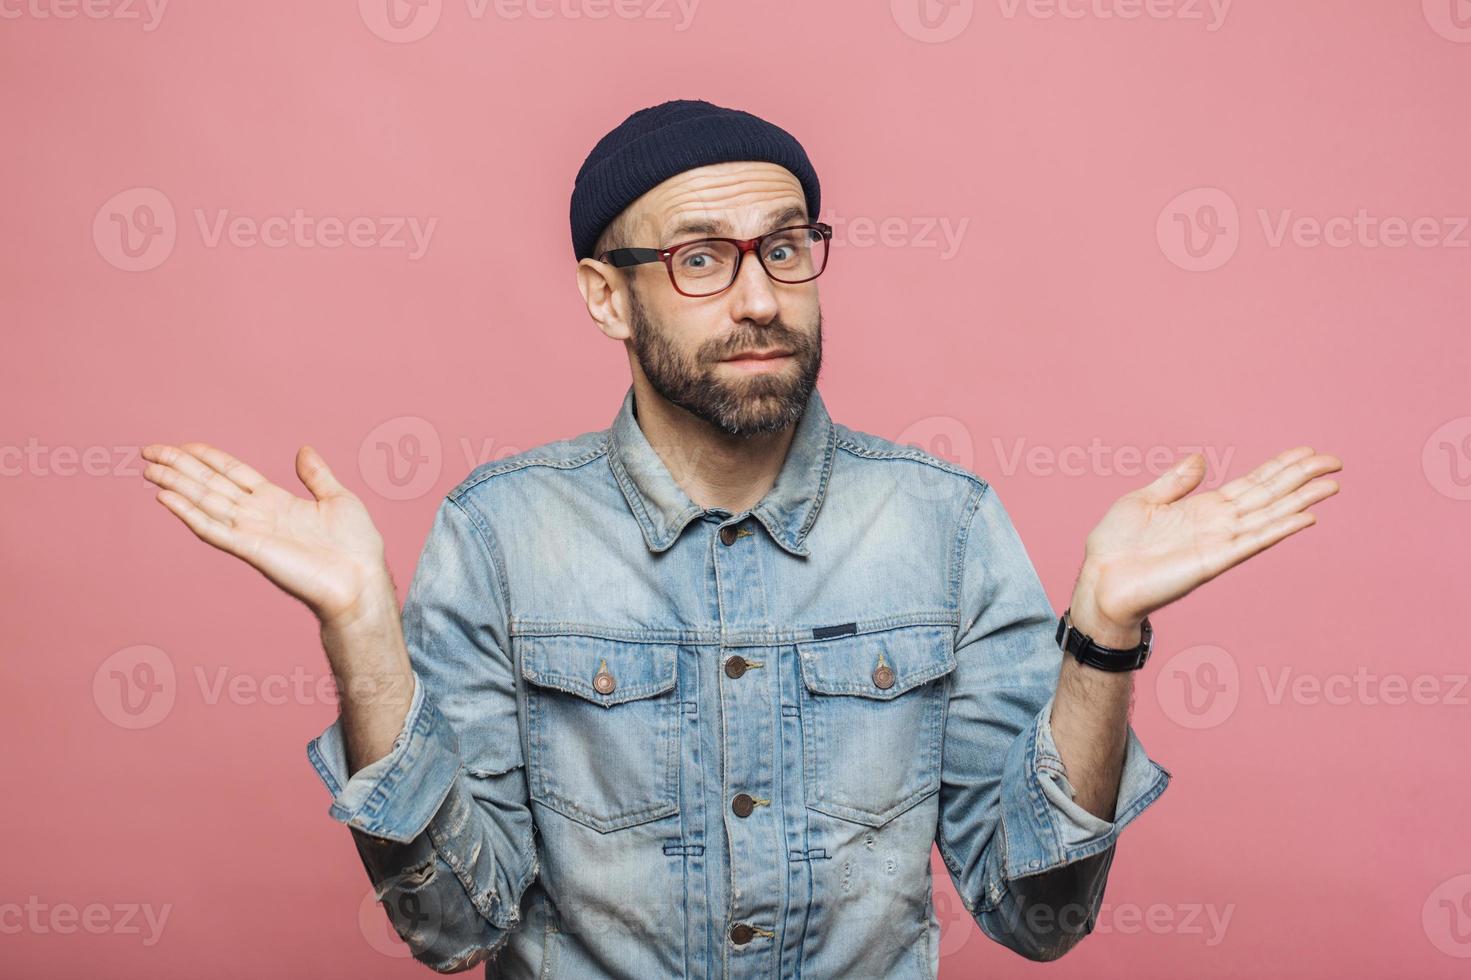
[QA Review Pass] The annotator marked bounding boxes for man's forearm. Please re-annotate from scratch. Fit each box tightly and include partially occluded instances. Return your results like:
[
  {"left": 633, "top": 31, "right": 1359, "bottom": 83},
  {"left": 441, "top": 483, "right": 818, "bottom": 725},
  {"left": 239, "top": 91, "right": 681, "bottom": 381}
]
[
  {"left": 318, "top": 573, "right": 416, "bottom": 776},
  {"left": 1046, "top": 568, "right": 1143, "bottom": 822}
]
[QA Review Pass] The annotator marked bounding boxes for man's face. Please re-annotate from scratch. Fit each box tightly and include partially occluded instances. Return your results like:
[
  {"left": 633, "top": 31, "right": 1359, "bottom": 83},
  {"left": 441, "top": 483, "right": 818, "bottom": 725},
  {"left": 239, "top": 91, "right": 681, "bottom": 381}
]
[{"left": 603, "top": 161, "right": 824, "bottom": 437}]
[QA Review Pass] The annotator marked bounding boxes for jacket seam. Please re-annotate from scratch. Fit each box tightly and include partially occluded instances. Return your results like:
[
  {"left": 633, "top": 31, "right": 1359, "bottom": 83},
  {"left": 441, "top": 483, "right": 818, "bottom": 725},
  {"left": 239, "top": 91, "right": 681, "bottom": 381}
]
[
  {"left": 950, "top": 481, "right": 991, "bottom": 650},
  {"left": 507, "top": 613, "right": 961, "bottom": 645},
  {"left": 446, "top": 495, "right": 514, "bottom": 615},
  {"left": 834, "top": 436, "right": 990, "bottom": 492},
  {"left": 450, "top": 439, "right": 610, "bottom": 498}
]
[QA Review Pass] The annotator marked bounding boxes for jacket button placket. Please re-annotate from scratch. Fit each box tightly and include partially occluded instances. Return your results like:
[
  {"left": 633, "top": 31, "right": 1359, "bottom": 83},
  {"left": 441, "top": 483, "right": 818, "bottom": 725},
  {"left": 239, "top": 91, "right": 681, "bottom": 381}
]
[{"left": 712, "top": 517, "right": 781, "bottom": 975}]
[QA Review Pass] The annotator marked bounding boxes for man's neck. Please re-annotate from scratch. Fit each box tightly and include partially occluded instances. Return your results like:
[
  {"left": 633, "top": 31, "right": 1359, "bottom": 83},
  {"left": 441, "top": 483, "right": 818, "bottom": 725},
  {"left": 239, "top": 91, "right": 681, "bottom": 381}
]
[{"left": 630, "top": 382, "right": 798, "bottom": 515}]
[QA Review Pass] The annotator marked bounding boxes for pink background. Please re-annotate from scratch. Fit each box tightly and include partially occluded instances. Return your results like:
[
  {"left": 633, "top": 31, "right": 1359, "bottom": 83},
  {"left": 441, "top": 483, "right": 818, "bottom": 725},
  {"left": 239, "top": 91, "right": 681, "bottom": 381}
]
[{"left": 5, "top": 1, "right": 1469, "bottom": 977}]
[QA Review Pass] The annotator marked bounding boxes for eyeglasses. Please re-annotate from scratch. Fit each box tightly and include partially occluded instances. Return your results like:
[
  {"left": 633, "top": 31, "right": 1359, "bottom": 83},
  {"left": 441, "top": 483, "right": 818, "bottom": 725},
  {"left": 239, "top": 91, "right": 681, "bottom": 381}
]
[{"left": 599, "top": 222, "right": 833, "bottom": 298}]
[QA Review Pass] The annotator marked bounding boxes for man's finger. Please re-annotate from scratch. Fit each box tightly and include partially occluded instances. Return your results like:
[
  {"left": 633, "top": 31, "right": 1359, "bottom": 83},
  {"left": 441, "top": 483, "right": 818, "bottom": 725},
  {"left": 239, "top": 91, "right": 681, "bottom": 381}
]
[
  {"left": 143, "top": 460, "right": 240, "bottom": 525},
  {"left": 143, "top": 443, "right": 247, "bottom": 503},
  {"left": 1206, "top": 510, "right": 1318, "bottom": 579},
  {"left": 1235, "top": 477, "right": 1340, "bottom": 535},
  {"left": 1231, "top": 453, "right": 1343, "bottom": 515},
  {"left": 155, "top": 489, "right": 238, "bottom": 553},
  {"left": 1217, "top": 446, "right": 1316, "bottom": 503},
  {"left": 1136, "top": 452, "right": 1207, "bottom": 505},
  {"left": 296, "top": 445, "right": 349, "bottom": 502},
  {"left": 180, "top": 442, "right": 269, "bottom": 494}
]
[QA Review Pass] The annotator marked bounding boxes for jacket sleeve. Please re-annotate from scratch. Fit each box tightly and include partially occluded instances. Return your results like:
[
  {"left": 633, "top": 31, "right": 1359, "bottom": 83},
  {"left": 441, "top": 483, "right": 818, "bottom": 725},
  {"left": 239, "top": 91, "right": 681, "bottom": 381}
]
[
  {"left": 305, "top": 494, "right": 539, "bottom": 973},
  {"left": 936, "top": 481, "right": 1172, "bottom": 961}
]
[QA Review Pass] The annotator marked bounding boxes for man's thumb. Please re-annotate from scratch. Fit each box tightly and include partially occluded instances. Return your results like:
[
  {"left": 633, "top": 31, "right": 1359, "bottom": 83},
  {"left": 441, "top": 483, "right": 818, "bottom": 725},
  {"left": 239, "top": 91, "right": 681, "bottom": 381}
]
[
  {"left": 1139, "top": 451, "right": 1206, "bottom": 504},
  {"left": 297, "top": 445, "right": 346, "bottom": 501}
]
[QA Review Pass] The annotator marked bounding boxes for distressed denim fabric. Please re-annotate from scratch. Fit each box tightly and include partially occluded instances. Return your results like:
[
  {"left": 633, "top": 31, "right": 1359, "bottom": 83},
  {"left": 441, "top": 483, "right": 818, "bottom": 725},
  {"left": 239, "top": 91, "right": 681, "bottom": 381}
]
[{"left": 307, "top": 384, "right": 1172, "bottom": 978}]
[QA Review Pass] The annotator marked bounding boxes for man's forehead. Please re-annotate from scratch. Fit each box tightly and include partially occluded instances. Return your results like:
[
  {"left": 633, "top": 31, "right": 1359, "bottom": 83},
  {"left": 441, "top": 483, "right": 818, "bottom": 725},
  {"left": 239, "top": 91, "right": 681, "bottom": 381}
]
[
  {"left": 625, "top": 162, "right": 808, "bottom": 240},
  {"left": 658, "top": 203, "right": 811, "bottom": 241}
]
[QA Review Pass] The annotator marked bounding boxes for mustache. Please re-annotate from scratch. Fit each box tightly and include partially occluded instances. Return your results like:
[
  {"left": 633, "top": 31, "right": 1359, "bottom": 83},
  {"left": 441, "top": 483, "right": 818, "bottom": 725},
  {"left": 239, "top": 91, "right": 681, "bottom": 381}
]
[{"left": 703, "top": 320, "right": 816, "bottom": 362}]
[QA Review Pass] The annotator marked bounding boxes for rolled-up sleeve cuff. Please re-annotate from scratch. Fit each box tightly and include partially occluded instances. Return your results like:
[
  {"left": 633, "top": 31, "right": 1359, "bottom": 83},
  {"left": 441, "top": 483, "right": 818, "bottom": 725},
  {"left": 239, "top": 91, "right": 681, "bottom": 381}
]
[
  {"left": 1000, "top": 690, "right": 1171, "bottom": 880},
  {"left": 305, "top": 672, "right": 462, "bottom": 844}
]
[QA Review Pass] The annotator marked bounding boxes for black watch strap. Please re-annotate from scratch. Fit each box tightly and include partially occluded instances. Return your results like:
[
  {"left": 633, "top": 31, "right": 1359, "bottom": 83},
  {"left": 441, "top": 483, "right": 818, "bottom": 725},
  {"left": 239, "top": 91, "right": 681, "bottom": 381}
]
[{"left": 1055, "top": 608, "right": 1153, "bottom": 672}]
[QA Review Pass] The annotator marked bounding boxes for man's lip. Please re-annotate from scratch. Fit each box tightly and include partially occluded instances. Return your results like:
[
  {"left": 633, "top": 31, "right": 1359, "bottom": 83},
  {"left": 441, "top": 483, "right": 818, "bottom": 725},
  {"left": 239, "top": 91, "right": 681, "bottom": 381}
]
[{"left": 721, "top": 349, "right": 793, "bottom": 361}]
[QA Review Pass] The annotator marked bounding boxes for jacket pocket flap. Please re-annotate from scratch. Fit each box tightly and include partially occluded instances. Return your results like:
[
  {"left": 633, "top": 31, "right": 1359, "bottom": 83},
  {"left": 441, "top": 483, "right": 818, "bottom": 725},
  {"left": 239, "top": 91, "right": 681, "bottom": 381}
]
[
  {"left": 519, "top": 634, "right": 679, "bottom": 706},
  {"left": 796, "top": 623, "right": 957, "bottom": 699}
]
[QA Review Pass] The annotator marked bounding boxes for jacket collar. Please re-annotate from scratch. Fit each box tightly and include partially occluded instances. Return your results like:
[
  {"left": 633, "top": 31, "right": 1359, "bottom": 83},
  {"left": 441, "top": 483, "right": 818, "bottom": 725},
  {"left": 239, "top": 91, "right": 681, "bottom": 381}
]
[{"left": 606, "top": 384, "right": 837, "bottom": 557}]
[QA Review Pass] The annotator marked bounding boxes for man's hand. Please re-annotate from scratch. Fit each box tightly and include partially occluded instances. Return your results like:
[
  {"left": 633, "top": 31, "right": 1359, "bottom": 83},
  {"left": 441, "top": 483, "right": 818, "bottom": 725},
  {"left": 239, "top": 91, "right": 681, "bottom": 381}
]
[
  {"left": 141, "top": 442, "right": 413, "bottom": 771},
  {"left": 1070, "top": 445, "right": 1343, "bottom": 644},
  {"left": 1049, "top": 446, "right": 1342, "bottom": 822},
  {"left": 140, "top": 442, "right": 392, "bottom": 631}
]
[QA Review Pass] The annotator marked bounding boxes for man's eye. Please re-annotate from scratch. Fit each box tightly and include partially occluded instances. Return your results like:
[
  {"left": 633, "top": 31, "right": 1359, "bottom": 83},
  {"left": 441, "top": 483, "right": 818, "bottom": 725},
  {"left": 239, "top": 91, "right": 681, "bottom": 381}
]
[{"left": 678, "top": 247, "right": 728, "bottom": 274}]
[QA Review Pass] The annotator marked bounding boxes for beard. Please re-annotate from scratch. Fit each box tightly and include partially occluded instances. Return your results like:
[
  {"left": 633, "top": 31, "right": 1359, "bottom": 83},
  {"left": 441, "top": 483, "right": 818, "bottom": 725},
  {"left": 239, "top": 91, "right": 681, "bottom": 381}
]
[{"left": 626, "top": 285, "right": 824, "bottom": 438}]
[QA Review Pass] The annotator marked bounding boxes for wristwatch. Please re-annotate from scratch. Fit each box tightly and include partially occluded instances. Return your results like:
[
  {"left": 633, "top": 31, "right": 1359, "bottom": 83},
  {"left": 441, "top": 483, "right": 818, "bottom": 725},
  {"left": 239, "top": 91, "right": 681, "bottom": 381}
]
[{"left": 1055, "top": 607, "right": 1153, "bottom": 672}]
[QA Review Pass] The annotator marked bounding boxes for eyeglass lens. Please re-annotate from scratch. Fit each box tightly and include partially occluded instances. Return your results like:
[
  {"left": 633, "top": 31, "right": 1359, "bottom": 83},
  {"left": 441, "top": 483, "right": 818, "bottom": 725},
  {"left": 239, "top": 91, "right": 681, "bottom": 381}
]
[{"left": 670, "top": 227, "right": 828, "bottom": 296}]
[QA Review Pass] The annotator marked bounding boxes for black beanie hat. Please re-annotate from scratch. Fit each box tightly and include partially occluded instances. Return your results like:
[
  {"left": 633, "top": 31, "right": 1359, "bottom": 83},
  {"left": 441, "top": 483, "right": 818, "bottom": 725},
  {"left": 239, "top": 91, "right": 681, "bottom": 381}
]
[{"left": 569, "top": 99, "right": 821, "bottom": 261}]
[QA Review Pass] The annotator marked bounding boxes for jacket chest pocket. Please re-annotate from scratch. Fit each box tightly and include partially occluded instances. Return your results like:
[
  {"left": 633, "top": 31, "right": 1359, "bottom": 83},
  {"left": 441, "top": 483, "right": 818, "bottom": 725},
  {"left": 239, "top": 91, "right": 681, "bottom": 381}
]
[
  {"left": 796, "top": 624, "right": 957, "bottom": 827},
  {"left": 517, "top": 634, "right": 682, "bottom": 834}
]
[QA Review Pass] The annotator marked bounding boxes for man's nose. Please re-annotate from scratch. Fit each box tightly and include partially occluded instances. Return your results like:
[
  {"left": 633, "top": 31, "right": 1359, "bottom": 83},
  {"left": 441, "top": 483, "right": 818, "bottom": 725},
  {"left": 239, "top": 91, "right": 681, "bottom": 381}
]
[{"left": 724, "top": 251, "right": 781, "bottom": 325}]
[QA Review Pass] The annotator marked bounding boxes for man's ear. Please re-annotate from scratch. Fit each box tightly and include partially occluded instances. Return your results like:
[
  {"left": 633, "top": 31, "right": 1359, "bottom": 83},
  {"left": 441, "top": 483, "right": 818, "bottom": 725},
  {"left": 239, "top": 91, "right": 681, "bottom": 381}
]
[{"left": 576, "top": 258, "right": 632, "bottom": 341}]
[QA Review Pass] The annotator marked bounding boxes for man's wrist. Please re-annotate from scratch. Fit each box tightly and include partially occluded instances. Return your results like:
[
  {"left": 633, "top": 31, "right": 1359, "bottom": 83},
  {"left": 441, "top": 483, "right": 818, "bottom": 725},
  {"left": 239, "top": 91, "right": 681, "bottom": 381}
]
[
  {"left": 318, "top": 572, "right": 413, "bottom": 711},
  {"left": 1067, "top": 609, "right": 1143, "bottom": 650},
  {"left": 319, "top": 570, "right": 400, "bottom": 639},
  {"left": 1067, "top": 572, "right": 1145, "bottom": 650}
]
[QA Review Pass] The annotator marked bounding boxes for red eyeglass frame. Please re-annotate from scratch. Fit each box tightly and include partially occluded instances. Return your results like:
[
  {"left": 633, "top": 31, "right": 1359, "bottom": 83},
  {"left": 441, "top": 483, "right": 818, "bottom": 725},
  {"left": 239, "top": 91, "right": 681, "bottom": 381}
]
[{"left": 598, "top": 222, "right": 834, "bottom": 298}]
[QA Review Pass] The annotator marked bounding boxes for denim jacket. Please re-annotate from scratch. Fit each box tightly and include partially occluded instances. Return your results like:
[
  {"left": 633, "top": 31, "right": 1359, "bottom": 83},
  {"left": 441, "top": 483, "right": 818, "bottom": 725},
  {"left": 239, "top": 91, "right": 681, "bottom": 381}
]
[{"left": 307, "top": 384, "right": 1172, "bottom": 978}]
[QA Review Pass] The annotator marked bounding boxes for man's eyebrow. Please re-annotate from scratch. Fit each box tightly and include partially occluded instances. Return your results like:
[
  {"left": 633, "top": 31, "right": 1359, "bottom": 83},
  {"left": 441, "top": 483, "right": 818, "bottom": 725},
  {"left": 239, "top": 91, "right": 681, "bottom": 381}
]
[{"left": 665, "top": 205, "right": 810, "bottom": 242}]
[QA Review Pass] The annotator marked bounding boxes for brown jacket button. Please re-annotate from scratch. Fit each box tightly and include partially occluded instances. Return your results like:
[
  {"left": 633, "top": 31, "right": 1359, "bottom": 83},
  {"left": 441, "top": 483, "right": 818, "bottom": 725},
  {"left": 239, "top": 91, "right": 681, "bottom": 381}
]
[
  {"left": 872, "top": 663, "right": 895, "bottom": 690},
  {"left": 724, "top": 655, "right": 748, "bottom": 679},
  {"left": 732, "top": 793, "right": 755, "bottom": 817},
  {"left": 719, "top": 525, "right": 738, "bottom": 546},
  {"left": 593, "top": 664, "right": 616, "bottom": 695},
  {"left": 729, "top": 923, "right": 755, "bottom": 945}
]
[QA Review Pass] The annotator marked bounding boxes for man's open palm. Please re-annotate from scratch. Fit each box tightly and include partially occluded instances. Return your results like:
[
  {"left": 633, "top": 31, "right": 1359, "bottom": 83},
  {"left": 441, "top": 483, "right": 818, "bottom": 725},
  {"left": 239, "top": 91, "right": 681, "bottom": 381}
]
[
  {"left": 1080, "top": 445, "right": 1343, "bottom": 629},
  {"left": 141, "top": 442, "right": 390, "bottom": 629}
]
